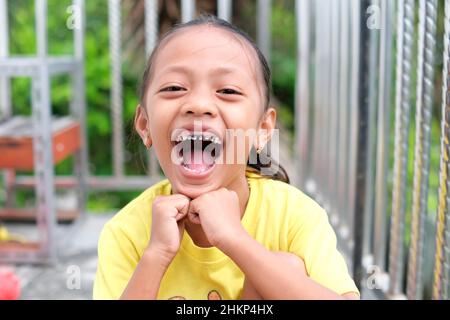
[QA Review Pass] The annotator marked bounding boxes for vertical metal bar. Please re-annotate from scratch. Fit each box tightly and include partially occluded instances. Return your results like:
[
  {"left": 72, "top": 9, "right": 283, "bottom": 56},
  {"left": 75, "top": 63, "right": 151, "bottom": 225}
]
[
  {"left": 0, "top": 0, "right": 14, "bottom": 209},
  {"left": 145, "top": 0, "right": 159, "bottom": 176},
  {"left": 0, "top": 0, "right": 11, "bottom": 120},
  {"left": 337, "top": 0, "right": 350, "bottom": 230},
  {"left": 318, "top": 0, "right": 331, "bottom": 207},
  {"left": 145, "top": 0, "right": 158, "bottom": 53},
  {"left": 108, "top": 0, "right": 124, "bottom": 177},
  {"left": 257, "top": 0, "right": 271, "bottom": 64},
  {"left": 445, "top": 205, "right": 450, "bottom": 298},
  {"left": 374, "top": 0, "right": 394, "bottom": 271},
  {"left": 36, "top": 0, "right": 48, "bottom": 57},
  {"left": 351, "top": 0, "right": 372, "bottom": 285},
  {"left": 346, "top": 0, "right": 362, "bottom": 264},
  {"left": 432, "top": 0, "right": 450, "bottom": 301},
  {"left": 0, "top": 0, "right": 8, "bottom": 53},
  {"left": 295, "top": 0, "right": 311, "bottom": 190},
  {"left": 72, "top": 0, "right": 88, "bottom": 214},
  {"left": 217, "top": 0, "right": 232, "bottom": 22},
  {"left": 388, "top": 0, "right": 415, "bottom": 297},
  {"left": 310, "top": 0, "right": 325, "bottom": 198},
  {"left": 32, "top": 68, "right": 57, "bottom": 261},
  {"left": 323, "top": 0, "right": 332, "bottom": 209},
  {"left": 311, "top": 0, "right": 330, "bottom": 204},
  {"left": 362, "top": 0, "right": 381, "bottom": 265},
  {"left": 407, "top": 0, "right": 437, "bottom": 300},
  {"left": 181, "top": 0, "right": 195, "bottom": 23},
  {"left": 34, "top": 0, "right": 55, "bottom": 261},
  {"left": 327, "top": 0, "right": 340, "bottom": 221}
]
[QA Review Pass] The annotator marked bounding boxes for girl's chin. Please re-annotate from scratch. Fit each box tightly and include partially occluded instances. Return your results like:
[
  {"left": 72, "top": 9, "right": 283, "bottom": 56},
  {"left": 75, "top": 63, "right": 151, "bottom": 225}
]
[
  {"left": 171, "top": 183, "right": 216, "bottom": 199},
  {"left": 169, "top": 162, "right": 222, "bottom": 198}
]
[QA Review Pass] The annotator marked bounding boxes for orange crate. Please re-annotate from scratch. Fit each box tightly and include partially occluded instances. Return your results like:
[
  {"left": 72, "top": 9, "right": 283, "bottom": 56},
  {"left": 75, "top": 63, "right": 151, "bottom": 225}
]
[
  {"left": 0, "top": 241, "right": 41, "bottom": 252},
  {"left": 0, "top": 116, "right": 81, "bottom": 170},
  {"left": 0, "top": 208, "right": 80, "bottom": 223}
]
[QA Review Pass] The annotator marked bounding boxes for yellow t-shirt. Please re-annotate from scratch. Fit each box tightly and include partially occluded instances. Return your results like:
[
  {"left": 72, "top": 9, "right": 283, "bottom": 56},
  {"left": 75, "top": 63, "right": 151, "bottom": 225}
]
[{"left": 93, "top": 173, "right": 359, "bottom": 299}]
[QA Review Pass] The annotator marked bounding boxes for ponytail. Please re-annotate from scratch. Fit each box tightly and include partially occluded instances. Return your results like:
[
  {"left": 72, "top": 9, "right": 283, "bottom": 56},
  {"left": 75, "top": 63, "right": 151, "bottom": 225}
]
[{"left": 247, "top": 153, "right": 290, "bottom": 184}]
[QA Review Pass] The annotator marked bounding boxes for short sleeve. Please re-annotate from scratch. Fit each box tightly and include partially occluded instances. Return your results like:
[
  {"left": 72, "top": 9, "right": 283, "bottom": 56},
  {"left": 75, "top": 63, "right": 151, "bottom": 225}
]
[
  {"left": 288, "top": 207, "right": 360, "bottom": 296},
  {"left": 93, "top": 223, "right": 140, "bottom": 300}
]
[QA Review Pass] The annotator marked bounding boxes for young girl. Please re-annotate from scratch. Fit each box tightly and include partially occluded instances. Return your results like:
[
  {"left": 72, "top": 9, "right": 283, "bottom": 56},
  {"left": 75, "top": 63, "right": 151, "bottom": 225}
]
[{"left": 93, "top": 14, "right": 359, "bottom": 300}]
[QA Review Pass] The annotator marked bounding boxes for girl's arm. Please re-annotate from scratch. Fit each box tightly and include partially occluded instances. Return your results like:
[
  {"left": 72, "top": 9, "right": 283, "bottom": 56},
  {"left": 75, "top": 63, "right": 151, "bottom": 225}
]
[
  {"left": 120, "top": 194, "right": 190, "bottom": 299},
  {"left": 221, "top": 232, "right": 356, "bottom": 300},
  {"left": 120, "top": 247, "right": 172, "bottom": 300},
  {"left": 240, "top": 251, "right": 359, "bottom": 300},
  {"left": 189, "top": 188, "right": 359, "bottom": 300}
]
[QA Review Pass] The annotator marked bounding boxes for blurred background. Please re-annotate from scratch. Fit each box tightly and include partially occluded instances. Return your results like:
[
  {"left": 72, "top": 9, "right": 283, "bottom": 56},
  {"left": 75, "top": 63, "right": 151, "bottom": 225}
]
[{"left": 0, "top": 0, "right": 449, "bottom": 300}]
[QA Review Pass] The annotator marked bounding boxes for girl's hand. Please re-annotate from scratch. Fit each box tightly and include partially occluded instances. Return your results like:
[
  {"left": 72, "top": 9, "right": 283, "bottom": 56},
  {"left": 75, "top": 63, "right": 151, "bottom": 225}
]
[
  {"left": 188, "top": 188, "right": 246, "bottom": 251},
  {"left": 147, "top": 194, "right": 190, "bottom": 262}
]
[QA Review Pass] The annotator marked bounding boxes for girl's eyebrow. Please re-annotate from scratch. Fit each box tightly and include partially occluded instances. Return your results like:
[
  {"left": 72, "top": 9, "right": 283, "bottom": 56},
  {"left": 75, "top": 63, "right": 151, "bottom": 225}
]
[
  {"left": 157, "top": 65, "right": 246, "bottom": 78},
  {"left": 209, "top": 66, "right": 242, "bottom": 76},
  {"left": 158, "top": 65, "right": 191, "bottom": 76}
]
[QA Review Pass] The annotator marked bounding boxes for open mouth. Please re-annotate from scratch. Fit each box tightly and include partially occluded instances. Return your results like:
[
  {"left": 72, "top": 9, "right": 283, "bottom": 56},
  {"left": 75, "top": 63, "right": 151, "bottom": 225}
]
[{"left": 172, "top": 131, "right": 223, "bottom": 175}]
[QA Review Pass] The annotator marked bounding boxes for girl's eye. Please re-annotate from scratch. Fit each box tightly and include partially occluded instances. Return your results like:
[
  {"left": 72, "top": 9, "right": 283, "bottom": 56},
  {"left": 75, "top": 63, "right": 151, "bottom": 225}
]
[
  {"left": 217, "top": 88, "right": 242, "bottom": 95},
  {"left": 160, "top": 86, "right": 186, "bottom": 92}
]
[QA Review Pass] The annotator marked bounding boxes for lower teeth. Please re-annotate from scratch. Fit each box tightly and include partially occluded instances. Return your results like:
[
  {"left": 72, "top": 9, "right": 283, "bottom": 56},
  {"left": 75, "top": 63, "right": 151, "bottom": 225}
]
[{"left": 182, "top": 163, "right": 214, "bottom": 173}]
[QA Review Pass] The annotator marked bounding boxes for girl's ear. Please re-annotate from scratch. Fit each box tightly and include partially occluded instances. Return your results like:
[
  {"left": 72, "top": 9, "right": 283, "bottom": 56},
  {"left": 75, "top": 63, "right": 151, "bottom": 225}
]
[
  {"left": 134, "top": 104, "right": 152, "bottom": 149},
  {"left": 256, "top": 107, "right": 277, "bottom": 151}
]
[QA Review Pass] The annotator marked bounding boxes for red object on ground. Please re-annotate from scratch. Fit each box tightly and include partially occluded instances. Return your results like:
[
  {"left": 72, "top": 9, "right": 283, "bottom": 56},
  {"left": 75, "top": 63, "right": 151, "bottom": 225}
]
[{"left": 0, "top": 267, "right": 21, "bottom": 300}]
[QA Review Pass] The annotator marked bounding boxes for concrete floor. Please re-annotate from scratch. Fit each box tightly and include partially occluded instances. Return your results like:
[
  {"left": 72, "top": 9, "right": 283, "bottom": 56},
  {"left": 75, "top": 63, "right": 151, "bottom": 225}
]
[{"left": 2, "top": 213, "right": 112, "bottom": 300}]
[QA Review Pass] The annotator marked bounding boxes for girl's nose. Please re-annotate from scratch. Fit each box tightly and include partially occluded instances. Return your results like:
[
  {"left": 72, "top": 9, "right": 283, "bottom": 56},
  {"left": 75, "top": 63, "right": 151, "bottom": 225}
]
[{"left": 181, "top": 93, "right": 218, "bottom": 117}]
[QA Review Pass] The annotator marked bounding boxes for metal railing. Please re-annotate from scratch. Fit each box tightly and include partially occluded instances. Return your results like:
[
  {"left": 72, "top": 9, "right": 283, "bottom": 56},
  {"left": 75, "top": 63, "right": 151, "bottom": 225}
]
[
  {"left": 296, "top": 0, "right": 450, "bottom": 299},
  {"left": 0, "top": 0, "right": 88, "bottom": 263}
]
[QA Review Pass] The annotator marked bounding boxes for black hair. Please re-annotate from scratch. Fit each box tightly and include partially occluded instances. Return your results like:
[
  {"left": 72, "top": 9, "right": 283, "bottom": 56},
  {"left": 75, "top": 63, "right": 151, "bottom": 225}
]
[{"left": 138, "top": 13, "right": 289, "bottom": 184}]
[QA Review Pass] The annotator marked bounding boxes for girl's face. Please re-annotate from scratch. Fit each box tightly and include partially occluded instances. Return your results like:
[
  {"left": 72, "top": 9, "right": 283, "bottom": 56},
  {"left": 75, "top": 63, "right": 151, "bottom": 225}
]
[{"left": 137, "top": 26, "right": 276, "bottom": 198}]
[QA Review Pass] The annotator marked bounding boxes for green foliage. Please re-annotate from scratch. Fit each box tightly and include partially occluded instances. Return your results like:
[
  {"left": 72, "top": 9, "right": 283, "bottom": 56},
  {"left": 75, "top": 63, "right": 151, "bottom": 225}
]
[
  {"left": 7, "top": 0, "right": 153, "bottom": 211},
  {"left": 427, "top": 118, "right": 441, "bottom": 216},
  {"left": 8, "top": 0, "right": 113, "bottom": 174},
  {"left": 87, "top": 190, "right": 141, "bottom": 212},
  {"left": 8, "top": 0, "right": 36, "bottom": 55},
  {"left": 271, "top": 0, "right": 296, "bottom": 134}
]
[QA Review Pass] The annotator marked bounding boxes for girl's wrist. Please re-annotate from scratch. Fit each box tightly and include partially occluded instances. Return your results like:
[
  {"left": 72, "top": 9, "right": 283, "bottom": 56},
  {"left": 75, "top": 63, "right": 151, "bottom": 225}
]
[
  {"left": 216, "top": 227, "right": 251, "bottom": 256},
  {"left": 145, "top": 243, "right": 176, "bottom": 269}
]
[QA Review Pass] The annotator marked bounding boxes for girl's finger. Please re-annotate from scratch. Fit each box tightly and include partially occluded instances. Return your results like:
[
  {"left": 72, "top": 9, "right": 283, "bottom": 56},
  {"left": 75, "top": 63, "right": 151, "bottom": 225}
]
[
  {"left": 175, "top": 211, "right": 188, "bottom": 221},
  {"left": 177, "top": 218, "right": 186, "bottom": 239},
  {"left": 187, "top": 202, "right": 201, "bottom": 225},
  {"left": 188, "top": 211, "right": 201, "bottom": 224},
  {"left": 163, "top": 197, "right": 190, "bottom": 219}
]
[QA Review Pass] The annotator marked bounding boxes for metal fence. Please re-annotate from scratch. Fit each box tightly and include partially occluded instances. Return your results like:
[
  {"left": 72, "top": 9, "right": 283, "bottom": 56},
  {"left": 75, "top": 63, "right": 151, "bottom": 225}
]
[
  {"left": 296, "top": 0, "right": 450, "bottom": 299},
  {"left": 2, "top": 0, "right": 450, "bottom": 299}
]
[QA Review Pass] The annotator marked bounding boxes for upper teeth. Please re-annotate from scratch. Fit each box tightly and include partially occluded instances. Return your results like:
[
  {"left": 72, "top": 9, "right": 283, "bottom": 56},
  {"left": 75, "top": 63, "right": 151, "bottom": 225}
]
[{"left": 176, "top": 133, "right": 221, "bottom": 145}]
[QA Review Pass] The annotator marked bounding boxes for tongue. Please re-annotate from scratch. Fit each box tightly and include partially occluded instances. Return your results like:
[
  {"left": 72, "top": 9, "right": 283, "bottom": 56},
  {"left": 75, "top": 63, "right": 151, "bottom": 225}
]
[{"left": 183, "top": 149, "right": 215, "bottom": 172}]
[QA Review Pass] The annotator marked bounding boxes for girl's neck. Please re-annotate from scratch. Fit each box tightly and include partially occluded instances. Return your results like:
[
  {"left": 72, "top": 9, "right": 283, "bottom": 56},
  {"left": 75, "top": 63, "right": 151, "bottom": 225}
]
[{"left": 185, "top": 173, "right": 250, "bottom": 248}]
